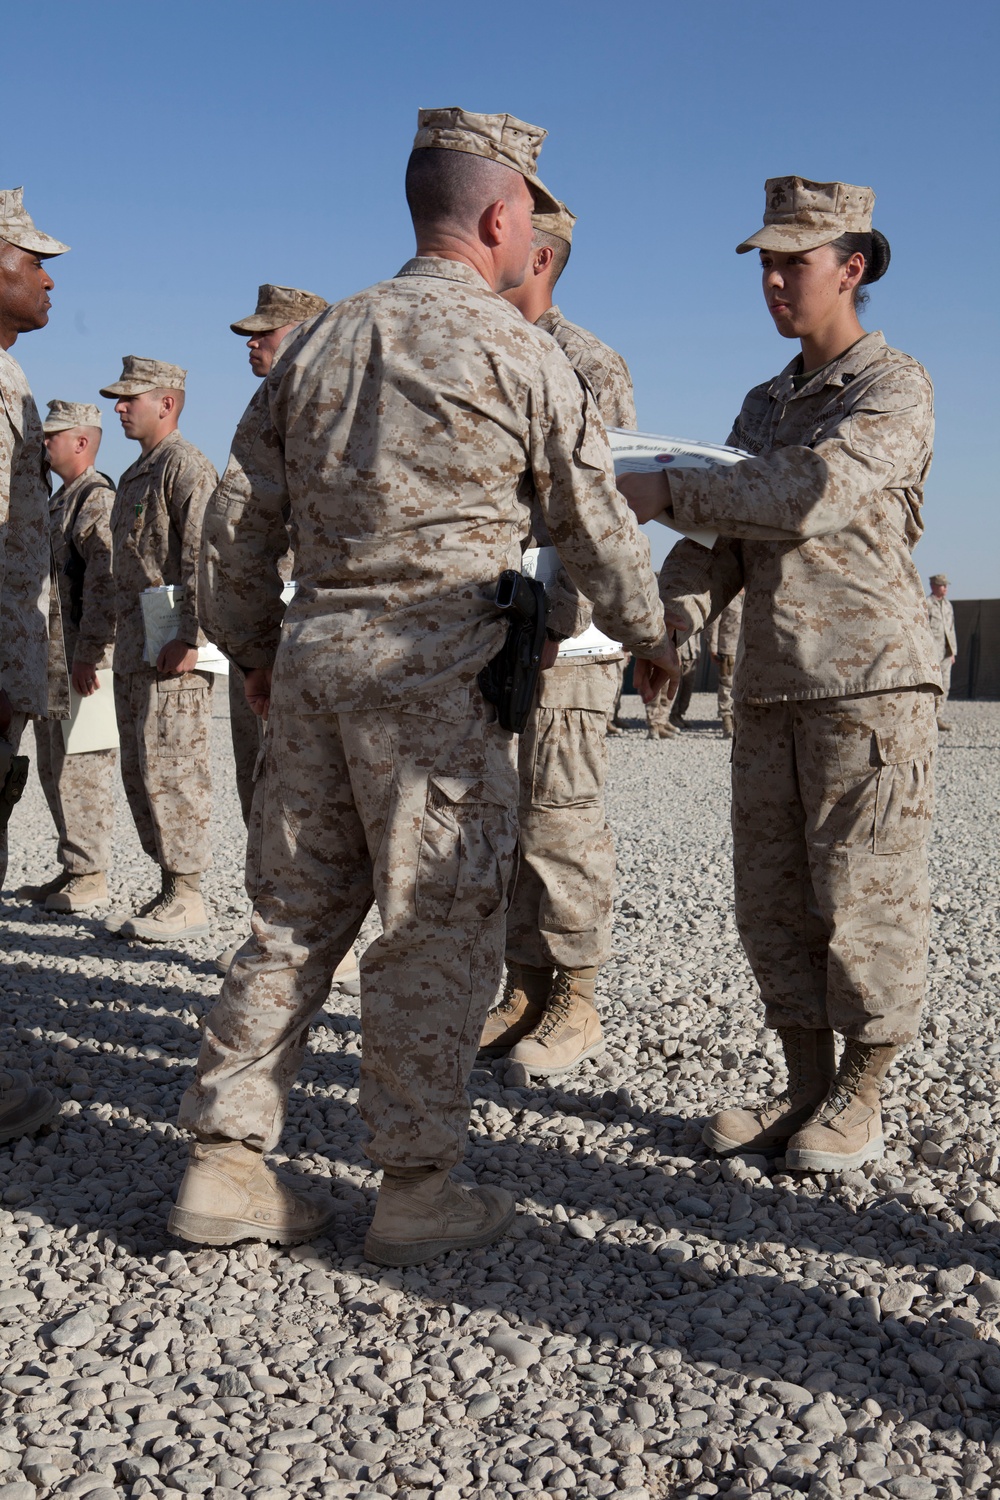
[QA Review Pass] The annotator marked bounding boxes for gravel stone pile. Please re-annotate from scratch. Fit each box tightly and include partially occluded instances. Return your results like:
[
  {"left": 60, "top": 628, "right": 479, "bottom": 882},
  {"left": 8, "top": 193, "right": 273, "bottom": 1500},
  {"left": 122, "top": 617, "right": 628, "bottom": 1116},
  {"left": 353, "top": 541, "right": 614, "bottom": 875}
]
[{"left": 0, "top": 692, "right": 997, "bottom": 1500}]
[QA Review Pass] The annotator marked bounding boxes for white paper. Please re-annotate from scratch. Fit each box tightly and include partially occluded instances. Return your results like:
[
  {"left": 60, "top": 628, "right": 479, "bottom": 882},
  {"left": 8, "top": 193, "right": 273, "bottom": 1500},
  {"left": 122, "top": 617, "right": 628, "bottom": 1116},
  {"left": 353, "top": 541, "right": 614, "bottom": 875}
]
[
  {"left": 61, "top": 669, "right": 119, "bottom": 754},
  {"left": 607, "top": 429, "right": 751, "bottom": 551},
  {"left": 140, "top": 586, "right": 229, "bottom": 675}
]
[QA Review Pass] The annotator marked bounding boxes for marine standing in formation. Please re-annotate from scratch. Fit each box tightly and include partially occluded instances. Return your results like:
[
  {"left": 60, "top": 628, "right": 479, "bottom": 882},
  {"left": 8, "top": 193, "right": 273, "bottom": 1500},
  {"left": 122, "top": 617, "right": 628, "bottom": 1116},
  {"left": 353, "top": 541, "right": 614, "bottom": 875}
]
[
  {"left": 172, "top": 107, "right": 677, "bottom": 1264},
  {"left": 622, "top": 177, "right": 940, "bottom": 1171},
  {"left": 481, "top": 200, "right": 639, "bottom": 1079},
  {"left": 223, "top": 282, "right": 329, "bottom": 824},
  {"left": 925, "top": 573, "right": 956, "bottom": 731},
  {"left": 100, "top": 357, "right": 218, "bottom": 942},
  {"left": 0, "top": 188, "right": 68, "bottom": 1139},
  {"left": 17, "top": 402, "right": 117, "bottom": 913}
]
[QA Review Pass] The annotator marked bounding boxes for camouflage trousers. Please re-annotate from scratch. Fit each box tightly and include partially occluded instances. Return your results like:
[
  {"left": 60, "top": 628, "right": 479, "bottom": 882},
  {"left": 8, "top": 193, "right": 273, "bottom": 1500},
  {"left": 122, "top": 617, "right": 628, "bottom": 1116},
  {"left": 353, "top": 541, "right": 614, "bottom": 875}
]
[
  {"left": 228, "top": 667, "right": 262, "bottom": 826},
  {"left": 0, "top": 711, "right": 27, "bottom": 888},
  {"left": 114, "top": 667, "right": 213, "bottom": 875},
  {"left": 937, "top": 657, "right": 952, "bottom": 721},
  {"left": 506, "top": 659, "right": 619, "bottom": 970},
  {"left": 645, "top": 682, "right": 673, "bottom": 733},
  {"left": 717, "top": 653, "right": 735, "bottom": 717},
  {"left": 732, "top": 688, "right": 936, "bottom": 1045},
  {"left": 33, "top": 718, "right": 116, "bottom": 874},
  {"left": 178, "top": 681, "right": 518, "bottom": 1173}
]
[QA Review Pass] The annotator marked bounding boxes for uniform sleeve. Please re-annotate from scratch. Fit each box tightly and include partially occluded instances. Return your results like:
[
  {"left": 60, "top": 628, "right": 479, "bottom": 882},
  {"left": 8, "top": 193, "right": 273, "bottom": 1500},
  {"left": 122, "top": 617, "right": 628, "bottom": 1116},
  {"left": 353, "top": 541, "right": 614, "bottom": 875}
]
[
  {"left": 71, "top": 486, "right": 116, "bottom": 665},
  {"left": 706, "top": 616, "right": 719, "bottom": 654},
  {"left": 198, "top": 387, "right": 290, "bottom": 667},
  {"left": 528, "top": 348, "right": 668, "bottom": 658},
  {"left": 0, "top": 405, "right": 13, "bottom": 699},
  {"left": 658, "top": 537, "right": 745, "bottom": 641},
  {"left": 666, "top": 368, "right": 935, "bottom": 542},
  {"left": 166, "top": 451, "right": 218, "bottom": 648},
  {"left": 596, "top": 352, "right": 638, "bottom": 430}
]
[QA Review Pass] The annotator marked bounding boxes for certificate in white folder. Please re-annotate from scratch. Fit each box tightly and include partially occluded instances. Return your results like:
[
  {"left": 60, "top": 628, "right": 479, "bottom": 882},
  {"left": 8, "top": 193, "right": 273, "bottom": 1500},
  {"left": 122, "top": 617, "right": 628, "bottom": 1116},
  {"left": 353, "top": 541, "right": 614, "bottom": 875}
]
[{"left": 61, "top": 669, "right": 119, "bottom": 754}]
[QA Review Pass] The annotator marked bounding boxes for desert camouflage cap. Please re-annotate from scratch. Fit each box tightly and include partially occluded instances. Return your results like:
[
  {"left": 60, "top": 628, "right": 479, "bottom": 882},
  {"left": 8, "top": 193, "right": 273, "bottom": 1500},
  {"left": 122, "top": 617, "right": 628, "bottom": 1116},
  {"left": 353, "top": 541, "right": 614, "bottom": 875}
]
[
  {"left": 736, "top": 176, "right": 876, "bottom": 255},
  {"left": 43, "top": 399, "right": 102, "bottom": 433},
  {"left": 929, "top": 574, "right": 950, "bottom": 587},
  {"left": 532, "top": 201, "right": 576, "bottom": 246},
  {"left": 0, "top": 186, "right": 70, "bottom": 257},
  {"left": 99, "top": 356, "right": 187, "bottom": 398},
  {"left": 230, "top": 283, "right": 329, "bottom": 335},
  {"left": 413, "top": 106, "right": 560, "bottom": 214}
]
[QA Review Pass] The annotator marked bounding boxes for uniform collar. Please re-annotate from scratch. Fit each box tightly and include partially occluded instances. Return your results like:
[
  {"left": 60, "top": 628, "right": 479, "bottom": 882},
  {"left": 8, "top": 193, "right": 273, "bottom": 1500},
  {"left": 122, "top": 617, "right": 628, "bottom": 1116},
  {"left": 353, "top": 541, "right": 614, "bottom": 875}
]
[
  {"left": 57, "top": 465, "right": 98, "bottom": 506},
  {"left": 122, "top": 427, "right": 183, "bottom": 478},
  {"left": 769, "top": 329, "right": 888, "bottom": 401},
  {"left": 395, "top": 256, "right": 497, "bottom": 292},
  {"left": 535, "top": 304, "right": 562, "bottom": 333}
]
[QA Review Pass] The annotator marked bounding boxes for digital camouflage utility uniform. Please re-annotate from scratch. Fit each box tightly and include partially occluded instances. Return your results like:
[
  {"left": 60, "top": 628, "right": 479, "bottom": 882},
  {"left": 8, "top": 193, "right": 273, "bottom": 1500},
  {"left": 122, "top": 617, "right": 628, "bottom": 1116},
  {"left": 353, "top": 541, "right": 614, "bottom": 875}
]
[
  {"left": 0, "top": 350, "right": 68, "bottom": 884},
  {"left": 707, "top": 589, "right": 743, "bottom": 722},
  {"left": 182, "top": 257, "right": 668, "bottom": 1174},
  {"left": 110, "top": 429, "right": 217, "bottom": 874},
  {"left": 660, "top": 330, "right": 940, "bottom": 1045},
  {"left": 34, "top": 466, "right": 117, "bottom": 875},
  {"left": 925, "top": 590, "right": 957, "bottom": 723},
  {"left": 505, "top": 304, "right": 637, "bottom": 973}
]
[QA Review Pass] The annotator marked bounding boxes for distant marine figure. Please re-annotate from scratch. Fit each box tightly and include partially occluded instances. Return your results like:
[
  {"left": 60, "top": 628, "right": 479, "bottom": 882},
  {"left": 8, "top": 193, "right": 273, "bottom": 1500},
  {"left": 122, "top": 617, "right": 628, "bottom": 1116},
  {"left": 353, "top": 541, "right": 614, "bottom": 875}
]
[{"left": 926, "top": 573, "right": 957, "bottom": 730}]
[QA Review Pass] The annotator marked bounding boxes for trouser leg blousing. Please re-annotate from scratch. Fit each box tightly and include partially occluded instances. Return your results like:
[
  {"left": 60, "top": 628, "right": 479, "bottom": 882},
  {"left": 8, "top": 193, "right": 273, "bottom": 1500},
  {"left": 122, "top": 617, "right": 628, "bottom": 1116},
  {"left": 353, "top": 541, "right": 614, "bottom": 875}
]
[{"left": 703, "top": 1026, "right": 836, "bottom": 1155}]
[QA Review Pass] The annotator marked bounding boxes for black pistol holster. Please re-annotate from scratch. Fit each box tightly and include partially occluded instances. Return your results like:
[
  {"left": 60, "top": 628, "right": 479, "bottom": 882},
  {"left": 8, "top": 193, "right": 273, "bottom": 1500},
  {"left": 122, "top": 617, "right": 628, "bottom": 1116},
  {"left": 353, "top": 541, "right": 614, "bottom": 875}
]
[{"left": 478, "top": 570, "right": 547, "bottom": 733}]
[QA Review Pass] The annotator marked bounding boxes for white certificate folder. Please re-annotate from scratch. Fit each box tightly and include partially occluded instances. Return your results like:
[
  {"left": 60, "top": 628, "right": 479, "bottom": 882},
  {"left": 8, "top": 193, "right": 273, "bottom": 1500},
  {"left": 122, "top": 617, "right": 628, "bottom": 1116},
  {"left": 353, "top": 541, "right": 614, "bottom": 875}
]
[{"left": 61, "top": 670, "right": 119, "bottom": 754}]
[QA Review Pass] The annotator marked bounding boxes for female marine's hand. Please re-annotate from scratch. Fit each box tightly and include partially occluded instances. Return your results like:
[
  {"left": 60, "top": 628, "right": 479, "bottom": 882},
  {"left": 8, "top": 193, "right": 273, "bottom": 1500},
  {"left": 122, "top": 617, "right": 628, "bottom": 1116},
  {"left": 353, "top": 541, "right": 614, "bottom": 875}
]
[{"left": 617, "top": 470, "right": 672, "bottom": 525}]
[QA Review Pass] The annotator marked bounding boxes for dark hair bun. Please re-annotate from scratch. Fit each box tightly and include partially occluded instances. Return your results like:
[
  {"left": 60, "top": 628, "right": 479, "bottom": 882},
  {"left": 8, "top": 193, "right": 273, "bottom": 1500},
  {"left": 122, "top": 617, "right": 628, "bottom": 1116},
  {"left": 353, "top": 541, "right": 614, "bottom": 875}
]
[{"left": 867, "top": 229, "right": 891, "bottom": 283}]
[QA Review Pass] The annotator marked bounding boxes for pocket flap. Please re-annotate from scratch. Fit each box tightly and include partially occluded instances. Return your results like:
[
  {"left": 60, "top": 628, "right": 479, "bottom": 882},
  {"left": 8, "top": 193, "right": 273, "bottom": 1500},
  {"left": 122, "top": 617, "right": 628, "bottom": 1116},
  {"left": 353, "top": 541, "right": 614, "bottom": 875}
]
[
  {"left": 430, "top": 774, "right": 510, "bottom": 807},
  {"left": 873, "top": 720, "right": 936, "bottom": 766}
]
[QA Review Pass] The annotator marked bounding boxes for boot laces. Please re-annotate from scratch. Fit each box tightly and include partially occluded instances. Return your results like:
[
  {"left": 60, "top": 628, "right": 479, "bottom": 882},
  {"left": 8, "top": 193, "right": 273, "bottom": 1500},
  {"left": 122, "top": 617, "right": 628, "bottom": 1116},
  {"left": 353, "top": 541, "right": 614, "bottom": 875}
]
[
  {"left": 140, "top": 877, "right": 178, "bottom": 920},
  {"left": 813, "top": 1044, "right": 871, "bottom": 1124},
  {"left": 531, "top": 971, "right": 576, "bottom": 1042}
]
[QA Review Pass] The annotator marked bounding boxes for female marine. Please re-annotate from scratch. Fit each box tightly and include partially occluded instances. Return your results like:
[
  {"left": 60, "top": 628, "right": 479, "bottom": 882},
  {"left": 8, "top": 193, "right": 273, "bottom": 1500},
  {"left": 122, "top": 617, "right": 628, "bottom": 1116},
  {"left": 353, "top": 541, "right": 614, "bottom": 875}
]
[{"left": 620, "top": 178, "right": 940, "bottom": 1171}]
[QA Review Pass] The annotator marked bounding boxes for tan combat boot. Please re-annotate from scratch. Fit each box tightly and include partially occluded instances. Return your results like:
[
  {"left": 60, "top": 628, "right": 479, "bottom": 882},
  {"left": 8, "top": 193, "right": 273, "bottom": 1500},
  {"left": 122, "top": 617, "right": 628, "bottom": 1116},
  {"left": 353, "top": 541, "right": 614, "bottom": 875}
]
[
  {"left": 721, "top": 711, "right": 734, "bottom": 739},
  {"left": 122, "top": 873, "right": 209, "bottom": 942},
  {"left": 364, "top": 1166, "right": 515, "bottom": 1266},
  {"left": 479, "top": 964, "right": 552, "bottom": 1057},
  {"left": 507, "top": 965, "right": 605, "bottom": 1078},
  {"left": 14, "top": 871, "right": 72, "bottom": 905},
  {"left": 0, "top": 1070, "right": 59, "bottom": 1144},
  {"left": 168, "top": 1140, "right": 337, "bottom": 1246},
  {"left": 702, "top": 1027, "right": 836, "bottom": 1156},
  {"left": 46, "top": 872, "right": 108, "bottom": 913},
  {"left": 785, "top": 1038, "right": 899, "bottom": 1172}
]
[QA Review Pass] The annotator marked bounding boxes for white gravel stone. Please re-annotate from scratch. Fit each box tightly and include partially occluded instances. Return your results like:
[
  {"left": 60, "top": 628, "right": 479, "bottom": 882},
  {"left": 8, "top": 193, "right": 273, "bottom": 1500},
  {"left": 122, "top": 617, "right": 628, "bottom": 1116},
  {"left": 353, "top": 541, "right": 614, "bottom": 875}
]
[{"left": 0, "top": 698, "right": 996, "bottom": 1498}]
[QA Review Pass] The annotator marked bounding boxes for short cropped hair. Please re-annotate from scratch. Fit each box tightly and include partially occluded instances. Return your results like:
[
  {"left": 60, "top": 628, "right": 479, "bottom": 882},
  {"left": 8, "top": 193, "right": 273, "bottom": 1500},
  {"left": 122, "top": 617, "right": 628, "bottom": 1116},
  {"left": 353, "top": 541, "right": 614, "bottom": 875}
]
[
  {"left": 405, "top": 147, "right": 525, "bottom": 232},
  {"left": 533, "top": 228, "right": 571, "bottom": 286}
]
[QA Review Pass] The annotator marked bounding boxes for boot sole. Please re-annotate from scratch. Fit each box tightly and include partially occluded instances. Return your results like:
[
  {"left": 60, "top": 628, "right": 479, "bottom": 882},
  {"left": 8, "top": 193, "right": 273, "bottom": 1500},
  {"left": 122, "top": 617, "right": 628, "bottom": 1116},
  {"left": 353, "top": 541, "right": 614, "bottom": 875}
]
[
  {"left": 701, "top": 1122, "right": 790, "bottom": 1158},
  {"left": 506, "top": 1040, "right": 606, "bottom": 1080},
  {"left": 167, "top": 1204, "right": 337, "bottom": 1247},
  {"left": 45, "top": 899, "right": 109, "bottom": 913},
  {"left": 362, "top": 1200, "right": 517, "bottom": 1267},
  {"left": 0, "top": 1096, "right": 60, "bottom": 1144},
  {"left": 784, "top": 1137, "right": 884, "bottom": 1172},
  {"left": 122, "top": 922, "right": 211, "bottom": 943}
]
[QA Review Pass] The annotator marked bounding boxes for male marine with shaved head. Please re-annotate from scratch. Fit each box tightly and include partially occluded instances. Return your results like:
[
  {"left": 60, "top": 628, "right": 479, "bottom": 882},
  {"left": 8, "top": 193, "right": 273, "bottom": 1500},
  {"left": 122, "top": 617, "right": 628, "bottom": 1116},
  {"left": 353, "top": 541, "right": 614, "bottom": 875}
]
[
  {"left": 482, "top": 200, "right": 641, "bottom": 1080},
  {"left": 0, "top": 187, "right": 69, "bottom": 1140},
  {"left": 176, "top": 107, "right": 677, "bottom": 1264}
]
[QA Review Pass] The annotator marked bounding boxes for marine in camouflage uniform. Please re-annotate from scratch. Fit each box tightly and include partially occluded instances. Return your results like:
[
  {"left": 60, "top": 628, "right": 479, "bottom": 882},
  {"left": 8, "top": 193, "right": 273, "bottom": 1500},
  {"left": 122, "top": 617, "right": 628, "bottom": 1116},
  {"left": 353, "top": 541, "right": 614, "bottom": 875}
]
[
  {"left": 173, "top": 108, "right": 673, "bottom": 1262},
  {"left": 626, "top": 178, "right": 940, "bottom": 1172},
  {"left": 707, "top": 589, "right": 743, "bottom": 736},
  {"left": 925, "top": 573, "right": 957, "bottom": 730},
  {"left": 101, "top": 356, "right": 218, "bottom": 941},
  {"left": 225, "top": 284, "right": 328, "bottom": 823},
  {"left": 0, "top": 186, "right": 69, "bottom": 1140},
  {"left": 16, "top": 401, "right": 117, "bottom": 912},
  {"left": 481, "top": 199, "right": 639, "bottom": 1078}
]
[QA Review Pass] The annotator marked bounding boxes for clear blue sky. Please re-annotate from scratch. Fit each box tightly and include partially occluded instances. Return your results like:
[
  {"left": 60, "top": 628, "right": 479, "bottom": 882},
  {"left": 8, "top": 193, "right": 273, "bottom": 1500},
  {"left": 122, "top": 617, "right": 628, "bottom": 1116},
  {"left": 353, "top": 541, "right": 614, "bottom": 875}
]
[{"left": 5, "top": 0, "right": 998, "bottom": 593}]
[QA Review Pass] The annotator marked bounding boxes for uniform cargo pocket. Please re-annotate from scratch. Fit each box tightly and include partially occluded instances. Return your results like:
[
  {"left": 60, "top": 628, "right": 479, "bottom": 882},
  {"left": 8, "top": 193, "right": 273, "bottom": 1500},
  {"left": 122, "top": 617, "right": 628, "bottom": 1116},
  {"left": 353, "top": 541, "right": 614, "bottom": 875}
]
[
  {"left": 155, "top": 674, "right": 210, "bottom": 758},
  {"left": 871, "top": 714, "right": 935, "bottom": 855},
  {"left": 415, "top": 775, "right": 517, "bottom": 925}
]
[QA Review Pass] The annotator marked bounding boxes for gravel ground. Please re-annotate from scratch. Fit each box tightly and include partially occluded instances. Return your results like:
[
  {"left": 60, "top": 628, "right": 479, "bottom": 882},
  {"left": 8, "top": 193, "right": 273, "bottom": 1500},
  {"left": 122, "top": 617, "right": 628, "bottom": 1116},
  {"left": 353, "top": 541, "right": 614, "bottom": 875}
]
[{"left": 0, "top": 691, "right": 998, "bottom": 1500}]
